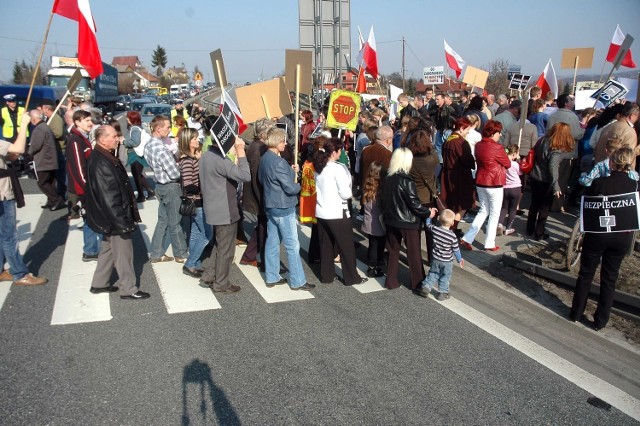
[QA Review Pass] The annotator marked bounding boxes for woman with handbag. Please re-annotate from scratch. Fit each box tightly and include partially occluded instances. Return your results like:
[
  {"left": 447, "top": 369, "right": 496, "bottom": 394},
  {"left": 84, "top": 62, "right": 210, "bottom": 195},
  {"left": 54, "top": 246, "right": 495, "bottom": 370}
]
[
  {"left": 177, "top": 128, "right": 212, "bottom": 278},
  {"left": 124, "top": 111, "right": 155, "bottom": 203},
  {"left": 526, "top": 122, "right": 575, "bottom": 240},
  {"left": 440, "top": 117, "right": 476, "bottom": 236},
  {"left": 460, "top": 120, "right": 511, "bottom": 251},
  {"left": 408, "top": 129, "right": 439, "bottom": 264}
]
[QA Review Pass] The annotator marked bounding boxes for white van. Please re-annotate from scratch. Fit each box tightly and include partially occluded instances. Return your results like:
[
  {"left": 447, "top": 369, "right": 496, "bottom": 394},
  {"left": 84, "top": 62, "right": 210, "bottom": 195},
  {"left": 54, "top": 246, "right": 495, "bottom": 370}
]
[{"left": 170, "top": 84, "right": 180, "bottom": 95}]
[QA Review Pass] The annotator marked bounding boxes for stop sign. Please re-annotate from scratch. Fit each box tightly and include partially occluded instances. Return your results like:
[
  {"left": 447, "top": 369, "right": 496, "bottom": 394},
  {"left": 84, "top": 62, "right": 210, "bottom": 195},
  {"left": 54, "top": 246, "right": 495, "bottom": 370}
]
[
  {"left": 326, "top": 90, "right": 361, "bottom": 131},
  {"left": 332, "top": 95, "right": 357, "bottom": 123}
]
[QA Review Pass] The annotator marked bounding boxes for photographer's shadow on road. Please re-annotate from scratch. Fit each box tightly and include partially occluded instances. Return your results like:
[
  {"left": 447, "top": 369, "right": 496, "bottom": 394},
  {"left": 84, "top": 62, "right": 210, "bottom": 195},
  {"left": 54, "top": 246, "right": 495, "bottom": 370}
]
[{"left": 182, "top": 358, "right": 240, "bottom": 426}]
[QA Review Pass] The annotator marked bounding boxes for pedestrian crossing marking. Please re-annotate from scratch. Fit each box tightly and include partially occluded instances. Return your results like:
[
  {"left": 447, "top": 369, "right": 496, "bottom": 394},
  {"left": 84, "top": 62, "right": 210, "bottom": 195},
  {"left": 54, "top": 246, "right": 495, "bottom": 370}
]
[
  {"left": 234, "top": 245, "right": 314, "bottom": 303},
  {"left": 51, "top": 220, "right": 112, "bottom": 325},
  {"left": 297, "top": 224, "right": 387, "bottom": 293},
  {"left": 0, "top": 194, "right": 47, "bottom": 313},
  {"left": 136, "top": 199, "right": 221, "bottom": 313}
]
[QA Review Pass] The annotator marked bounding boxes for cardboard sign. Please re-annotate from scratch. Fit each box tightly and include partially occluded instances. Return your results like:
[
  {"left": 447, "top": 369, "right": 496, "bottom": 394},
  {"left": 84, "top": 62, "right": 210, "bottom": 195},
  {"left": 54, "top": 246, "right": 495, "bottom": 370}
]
[
  {"left": 285, "top": 49, "right": 313, "bottom": 96},
  {"left": 590, "top": 80, "right": 628, "bottom": 108},
  {"left": 580, "top": 192, "right": 640, "bottom": 233},
  {"left": 462, "top": 66, "right": 489, "bottom": 89},
  {"left": 308, "top": 122, "right": 324, "bottom": 139},
  {"left": 326, "top": 90, "right": 361, "bottom": 131},
  {"left": 423, "top": 66, "right": 444, "bottom": 85},
  {"left": 210, "top": 103, "right": 239, "bottom": 156},
  {"left": 560, "top": 48, "right": 595, "bottom": 69},
  {"left": 509, "top": 74, "right": 532, "bottom": 90},
  {"left": 210, "top": 49, "right": 228, "bottom": 88},
  {"left": 66, "top": 69, "right": 84, "bottom": 93},
  {"left": 234, "top": 78, "right": 293, "bottom": 123}
]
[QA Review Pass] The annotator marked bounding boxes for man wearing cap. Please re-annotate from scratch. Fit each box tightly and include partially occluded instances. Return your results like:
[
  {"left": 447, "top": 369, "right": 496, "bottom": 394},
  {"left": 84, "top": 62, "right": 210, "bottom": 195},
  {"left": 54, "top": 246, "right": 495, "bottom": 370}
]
[
  {"left": 0, "top": 112, "right": 48, "bottom": 286},
  {"left": 0, "top": 94, "right": 25, "bottom": 143},
  {"left": 170, "top": 99, "right": 189, "bottom": 138},
  {"left": 27, "top": 110, "right": 66, "bottom": 211}
]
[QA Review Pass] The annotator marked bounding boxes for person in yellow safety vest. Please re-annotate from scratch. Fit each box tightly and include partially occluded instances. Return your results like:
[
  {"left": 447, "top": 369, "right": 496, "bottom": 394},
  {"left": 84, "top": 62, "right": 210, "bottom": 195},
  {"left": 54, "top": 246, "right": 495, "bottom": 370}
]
[
  {"left": 170, "top": 99, "right": 189, "bottom": 137},
  {"left": 0, "top": 94, "right": 26, "bottom": 142}
]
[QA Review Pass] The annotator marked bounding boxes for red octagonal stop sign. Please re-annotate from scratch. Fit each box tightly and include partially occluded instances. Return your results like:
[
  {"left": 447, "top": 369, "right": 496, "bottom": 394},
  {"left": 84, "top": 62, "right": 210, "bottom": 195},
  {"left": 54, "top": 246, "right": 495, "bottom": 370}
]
[{"left": 331, "top": 95, "right": 358, "bottom": 123}]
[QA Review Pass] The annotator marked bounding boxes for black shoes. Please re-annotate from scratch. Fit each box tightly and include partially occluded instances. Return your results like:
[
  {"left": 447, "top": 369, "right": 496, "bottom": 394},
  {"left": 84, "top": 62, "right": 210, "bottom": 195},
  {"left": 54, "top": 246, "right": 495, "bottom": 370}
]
[
  {"left": 366, "top": 267, "right": 385, "bottom": 278},
  {"left": 82, "top": 253, "right": 98, "bottom": 262},
  {"left": 534, "top": 233, "right": 550, "bottom": 241},
  {"left": 90, "top": 286, "right": 118, "bottom": 294},
  {"left": 183, "top": 266, "right": 202, "bottom": 278},
  {"left": 266, "top": 278, "right": 287, "bottom": 288},
  {"left": 136, "top": 196, "right": 146, "bottom": 203},
  {"left": 120, "top": 291, "right": 150, "bottom": 300},
  {"left": 292, "top": 283, "right": 316, "bottom": 291},
  {"left": 49, "top": 202, "right": 66, "bottom": 211},
  {"left": 344, "top": 276, "right": 368, "bottom": 286}
]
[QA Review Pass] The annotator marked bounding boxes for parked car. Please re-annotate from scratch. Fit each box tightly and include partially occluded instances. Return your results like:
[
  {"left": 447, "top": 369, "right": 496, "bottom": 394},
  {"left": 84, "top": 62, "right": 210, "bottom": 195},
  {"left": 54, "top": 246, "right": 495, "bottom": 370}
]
[
  {"left": 115, "top": 95, "right": 131, "bottom": 111},
  {"left": 140, "top": 103, "right": 172, "bottom": 125},
  {"left": 130, "top": 97, "right": 156, "bottom": 112}
]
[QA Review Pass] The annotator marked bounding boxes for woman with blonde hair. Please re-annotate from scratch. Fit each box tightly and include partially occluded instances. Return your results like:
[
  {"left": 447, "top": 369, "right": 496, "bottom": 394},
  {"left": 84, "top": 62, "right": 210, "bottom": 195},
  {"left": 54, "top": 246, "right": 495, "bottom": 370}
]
[
  {"left": 381, "top": 148, "right": 431, "bottom": 291},
  {"left": 526, "top": 122, "right": 575, "bottom": 240},
  {"left": 177, "top": 128, "right": 212, "bottom": 277}
]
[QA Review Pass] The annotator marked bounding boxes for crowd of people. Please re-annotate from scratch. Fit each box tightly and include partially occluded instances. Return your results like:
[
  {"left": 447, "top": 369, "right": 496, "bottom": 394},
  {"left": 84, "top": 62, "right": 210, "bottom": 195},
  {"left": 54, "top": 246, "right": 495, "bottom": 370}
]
[{"left": 0, "top": 87, "right": 638, "bottom": 330}]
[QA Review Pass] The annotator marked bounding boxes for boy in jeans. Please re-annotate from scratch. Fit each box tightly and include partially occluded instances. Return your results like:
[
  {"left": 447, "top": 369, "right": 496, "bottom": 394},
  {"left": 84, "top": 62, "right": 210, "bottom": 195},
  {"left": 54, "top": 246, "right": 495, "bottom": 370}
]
[{"left": 417, "top": 208, "right": 464, "bottom": 300}]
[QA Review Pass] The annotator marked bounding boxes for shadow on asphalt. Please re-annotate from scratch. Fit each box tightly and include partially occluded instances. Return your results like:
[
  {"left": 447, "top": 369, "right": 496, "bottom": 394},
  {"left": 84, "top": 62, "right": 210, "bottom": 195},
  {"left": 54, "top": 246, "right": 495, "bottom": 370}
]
[{"left": 181, "top": 359, "right": 240, "bottom": 426}]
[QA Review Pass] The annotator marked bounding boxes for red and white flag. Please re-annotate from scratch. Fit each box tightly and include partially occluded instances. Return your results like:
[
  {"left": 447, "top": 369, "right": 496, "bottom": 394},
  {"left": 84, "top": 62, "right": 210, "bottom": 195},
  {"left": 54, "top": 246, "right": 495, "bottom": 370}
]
[
  {"left": 606, "top": 25, "right": 636, "bottom": 68},
  {"left": 443, "top": 39, "right": 465, "bottom": 79},
  {"left": 534, "top": 59, "right": 558, "bottom": 99},
  {"left": 52, "top": 0, "right": 103, "bottom": 78},
  {"left": 356, "top": 67, "right": 367, "bottom": 93},
  {"left": 356, "top": 26, "right": 378, "bottom": 79},
  {"left": 220, "top": 87, "right": 247, "bottom": 134}
]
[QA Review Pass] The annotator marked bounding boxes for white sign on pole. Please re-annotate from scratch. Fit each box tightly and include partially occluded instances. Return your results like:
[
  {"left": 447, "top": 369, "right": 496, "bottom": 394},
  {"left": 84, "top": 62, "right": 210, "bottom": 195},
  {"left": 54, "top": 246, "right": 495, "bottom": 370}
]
[{"left": 423, "top": 66, "right": 444, "bottom": 85}]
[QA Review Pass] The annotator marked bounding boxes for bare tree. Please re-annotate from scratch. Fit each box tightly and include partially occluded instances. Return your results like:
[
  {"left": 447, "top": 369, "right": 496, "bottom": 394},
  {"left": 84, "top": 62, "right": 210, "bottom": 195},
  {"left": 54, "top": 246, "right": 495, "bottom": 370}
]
[{"left": 483, "top": 58, "right": 510, "bottom": 96}]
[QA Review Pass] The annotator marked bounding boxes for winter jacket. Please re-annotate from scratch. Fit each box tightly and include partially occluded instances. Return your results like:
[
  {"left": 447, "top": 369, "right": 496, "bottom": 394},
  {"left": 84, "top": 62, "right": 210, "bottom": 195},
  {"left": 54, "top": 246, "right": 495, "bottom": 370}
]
[
  {"left": 474, "top": 138, "right": 511, "bottom": 188},
  {"left": 381, "top": 172, "right": 430, "bottom": 230}
]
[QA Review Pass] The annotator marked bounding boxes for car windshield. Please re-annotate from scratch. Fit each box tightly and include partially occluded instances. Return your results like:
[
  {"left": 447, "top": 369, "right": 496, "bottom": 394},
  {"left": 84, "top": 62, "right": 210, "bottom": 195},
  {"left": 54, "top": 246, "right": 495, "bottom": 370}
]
[{"left": 141, "top": 106, "right": 171, "bottom": 116}]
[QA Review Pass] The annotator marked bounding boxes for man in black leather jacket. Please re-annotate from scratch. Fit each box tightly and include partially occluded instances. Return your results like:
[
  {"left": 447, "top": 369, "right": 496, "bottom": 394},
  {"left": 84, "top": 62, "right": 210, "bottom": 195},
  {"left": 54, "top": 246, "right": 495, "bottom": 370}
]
[{"left": 84, "top": 125, "right": 149, "bottom": 300}]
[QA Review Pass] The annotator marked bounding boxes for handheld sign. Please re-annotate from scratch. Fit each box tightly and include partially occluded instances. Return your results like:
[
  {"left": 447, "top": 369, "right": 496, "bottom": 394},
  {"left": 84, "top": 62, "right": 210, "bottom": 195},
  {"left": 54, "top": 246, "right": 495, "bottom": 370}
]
[
  {"left": 508, "top": 65, "right": 522, "bottom": 81},
  {"left": 285, "top": 49, "right": 313, "bottom": 96},
  {"left": 580, "top": 192, "right": 640, "bottom": 233},
  {"left": 235, "top": 78, "right": 292, "bottom": 123},
  {"left": 509, "top": 74, "right": 531, "bottom": 91},
  {"left": 326, "top": 90, "right": 361, "bottom": 131},
  {"left": 210, "top": 49, "right": 228, "bottom": 89},
  {"left": 590, "top": 80, "right": 628, "bottom": 108},
  {"left": 423, "top": 66, "right": 444, "bottom": 85},
  {"left": 462, "top": 66, "right": 489, "bottom": 89},
  {"left": 210, "top": 102, "right": 239, "bottom": 156},
  {"left": 67, "top": 68, "right": 84, "bottom": 93}
]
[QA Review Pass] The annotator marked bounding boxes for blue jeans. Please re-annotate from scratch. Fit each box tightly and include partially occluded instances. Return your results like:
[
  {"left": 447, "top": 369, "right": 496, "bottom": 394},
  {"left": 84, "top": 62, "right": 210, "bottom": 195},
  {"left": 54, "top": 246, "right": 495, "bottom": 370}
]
[
  {"left": 83, "top": 219, "right": 102, "bottom": 255},
  {"left": 264, "top": 209, "right": 306, "bottom": 287},
  {"left": 185, "top": 207, "right": 213, "bottom": 269},
  {"left": 421, "top": 259, "right": 453, "bottom": 293},
  {"left": 150, "top": 182, "right": 187, "bottom": 258},
  {"left": 0, "top": 200, "right": 28, "bottom": 280}
]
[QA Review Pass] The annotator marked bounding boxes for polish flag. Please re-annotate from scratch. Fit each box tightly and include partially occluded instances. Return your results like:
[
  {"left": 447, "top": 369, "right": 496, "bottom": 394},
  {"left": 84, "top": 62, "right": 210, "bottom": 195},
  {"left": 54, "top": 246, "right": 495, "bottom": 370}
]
[
  {"left": 52, "top": 0, "right": 104, "bottom": 78},
  {"left": 443, "top": 40, "right": 465, "bottom": 79},
  {"left": 221, "top": 87, "right": 247, "bottom": 134},
  {"left": 534, "top": 59, "right": 558, "bottom": 99},
  {"left": 606, "top": 25, "right": 636, "bottom": 68},
  {"left": 361, "top": 27, "right": 378, "bottom": 79}
]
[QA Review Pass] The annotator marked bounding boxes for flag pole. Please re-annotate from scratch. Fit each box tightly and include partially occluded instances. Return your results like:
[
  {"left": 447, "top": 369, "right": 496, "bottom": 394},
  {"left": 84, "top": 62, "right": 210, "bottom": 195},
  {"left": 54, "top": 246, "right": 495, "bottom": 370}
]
[
  {"left": 293, "top": 64, "right": 301, "bottom": 182},
  {"left": 26, "top": 12, "right": 55, "bottom": 111},
  {"left": 596, "top": 58, "right": 607, "bottom": 86}
]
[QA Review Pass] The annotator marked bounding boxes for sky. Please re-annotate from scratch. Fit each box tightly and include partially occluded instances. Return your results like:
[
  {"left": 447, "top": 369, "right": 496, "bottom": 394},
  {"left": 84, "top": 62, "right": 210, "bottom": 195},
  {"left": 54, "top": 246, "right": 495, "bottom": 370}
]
[{"left": 1, "top": 0, "right": 639, "bottom": 86}]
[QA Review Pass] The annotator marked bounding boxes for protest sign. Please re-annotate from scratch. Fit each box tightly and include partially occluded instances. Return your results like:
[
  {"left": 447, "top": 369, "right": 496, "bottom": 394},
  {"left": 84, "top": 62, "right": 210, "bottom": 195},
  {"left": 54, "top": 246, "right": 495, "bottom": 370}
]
[
  {"left": 590, "top": 80, "right": 628, "bottom": 108},
  {"left": 235, "top": 78, "right": 293, "bottom": 123},
  {"left": 210, "top": 102, "right": 239, "bottom": 156},
  {"left": 561, "top": 48, "right": 595, "bottom": 69},
  {"left": 509, "top": 74, "right": 531, "bottom": 90},
  {"left": 210, "top": 49, "right": 228, "bottom": 88},
  {"left": 508, "top": 65, "right": 521, "bottom": 81},
  {"left": 326, "top": 90, "right": 361, "bottom": 131},
  {"left": 423, "top": 66, "right": 444, "bottom": 85},
  {"left": 462, "top": 66, "right": 489, "bottom": 89},
  {"left": 580, "top": 192, "right": 640, "bottom": 233},
  {"left": 285, "top": 49, "right": 313, "bottom": 96}
]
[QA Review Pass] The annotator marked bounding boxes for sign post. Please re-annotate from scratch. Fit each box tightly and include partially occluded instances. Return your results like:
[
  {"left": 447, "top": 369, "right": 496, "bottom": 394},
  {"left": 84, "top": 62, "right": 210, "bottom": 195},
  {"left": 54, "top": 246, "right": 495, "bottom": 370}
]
[
  {"left": 285, "top": 49, "right": 312, "bottom": 178},
  {"left": 561, "top": 47, "right": 595, "bottom": 95}
]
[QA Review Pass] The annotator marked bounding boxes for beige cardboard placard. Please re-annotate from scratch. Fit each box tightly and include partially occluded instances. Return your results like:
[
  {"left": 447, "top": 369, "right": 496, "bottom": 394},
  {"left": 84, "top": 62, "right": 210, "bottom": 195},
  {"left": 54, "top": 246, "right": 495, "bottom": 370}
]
[
  {"left": 462, "top": 66, "right": 489, "bottom": 89},
  {"left": 210, "top": 49, "right": 228, "bottom": 88},
  {"left": 561, "top": 48, "right": 595, "bottom": 69},
  {"left": 235, "top": 78, "right": 293, "bottom": 123},
  {"left": 285, "top": 49, "right": 313, "bottom": 96}
]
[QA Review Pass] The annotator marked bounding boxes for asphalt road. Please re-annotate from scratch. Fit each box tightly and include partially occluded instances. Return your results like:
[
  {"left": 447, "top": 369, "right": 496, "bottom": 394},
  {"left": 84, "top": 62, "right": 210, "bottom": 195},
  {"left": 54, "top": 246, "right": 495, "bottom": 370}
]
[{"left": 0, "top": 178, "right": 638, "bottom": 425}]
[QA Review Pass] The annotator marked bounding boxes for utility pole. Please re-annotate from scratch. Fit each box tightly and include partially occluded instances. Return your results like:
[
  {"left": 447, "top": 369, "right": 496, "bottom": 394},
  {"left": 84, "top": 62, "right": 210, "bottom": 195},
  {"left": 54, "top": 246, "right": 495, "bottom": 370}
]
[{"left": 402, "top": 36, "right": 406, "bottom": 93}]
